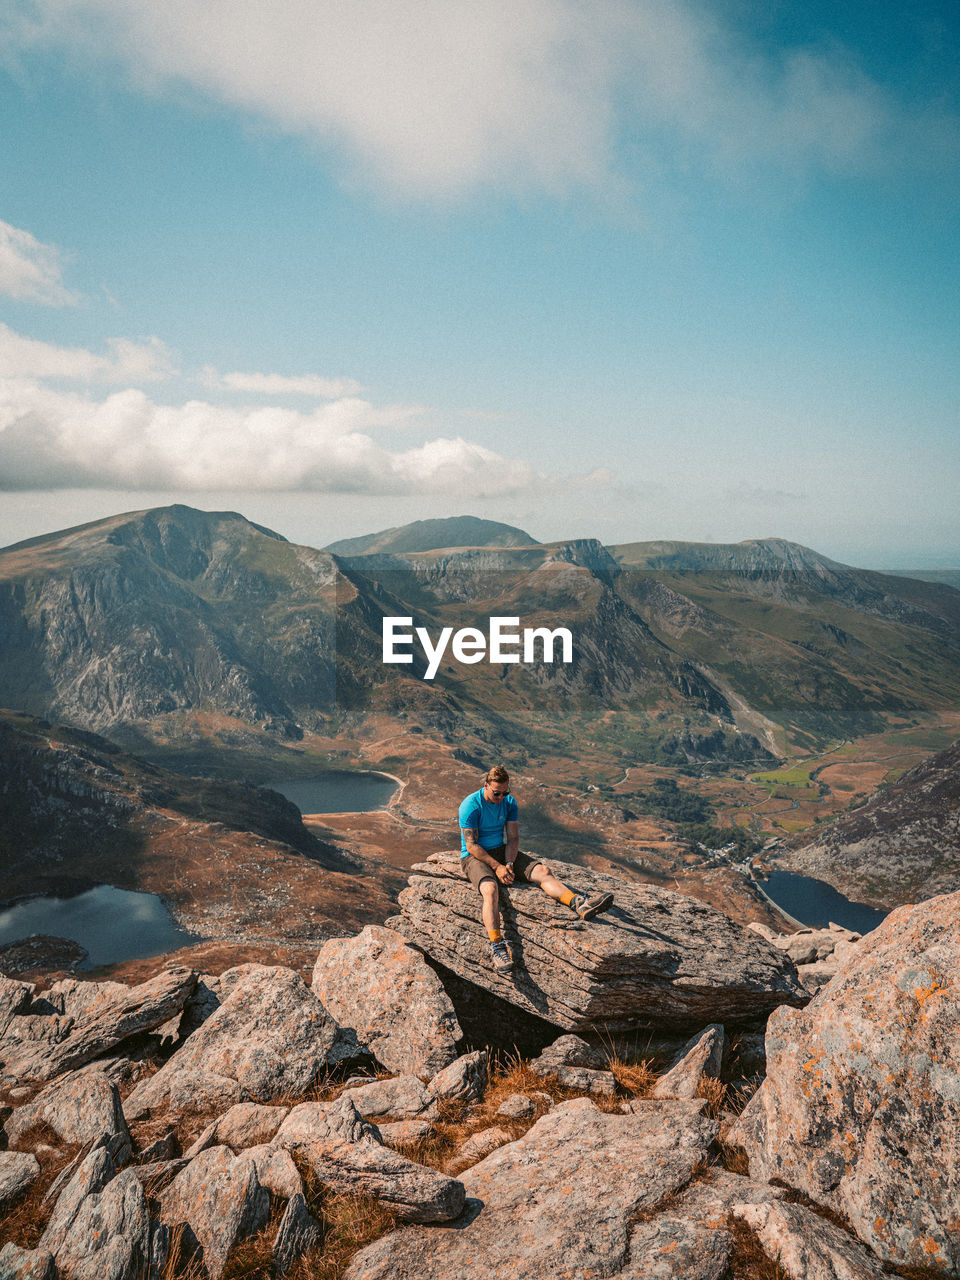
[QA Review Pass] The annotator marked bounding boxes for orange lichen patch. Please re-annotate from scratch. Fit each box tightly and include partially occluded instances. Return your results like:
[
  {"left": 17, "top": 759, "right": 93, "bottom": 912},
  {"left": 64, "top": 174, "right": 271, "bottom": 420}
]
[
  {"left": 802, "top": 1053, "right": 823, "bottom": 1073},
  {"left": 923, "top": 1237, "right": 941, "bottom": 1255},
  {"left": 913, "top": 982, "right": 946, "bottom": 1007},
  {"left": 659, "top": 1241, "right": 678, "bottom": 1253}
]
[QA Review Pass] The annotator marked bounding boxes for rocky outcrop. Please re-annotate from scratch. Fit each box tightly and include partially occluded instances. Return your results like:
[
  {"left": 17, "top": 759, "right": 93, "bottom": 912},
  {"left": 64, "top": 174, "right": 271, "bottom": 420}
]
[
  {"left": 311, "top": 927, "right": 462, "bottom": 1078},
  {"left": 390, "top": 854, "right": 806, "bottom": 1033},
  {"left": 273, "top": 1095, "right": 464, "bottom": 1223},
  {"left": 345, "top": 1096, "right": 721, "bottom": 1279},
  {"left": 748, "top": 921, "right": 864, "bottom": 994},
  {"left": 38, "top": 1147, "right": 157, "bottom": 1280},
  {"left": 272, "top": 1193, "right": 323, "bottom": 1274},
  {"left": 730, "top": 889, "right": 960, "bottom": 1274},
  {"left": 183, "top": 1103, "right": 289, "bottom": 1157},
  {"left": 0, "top": 967, "right": 196, "bottom": 1083},
  {"left": 123, "top": 965, "right": 338, "bottom": 1120},
  {"left": 0, "top": 1243, "right": 57, "bottom": 1279}
]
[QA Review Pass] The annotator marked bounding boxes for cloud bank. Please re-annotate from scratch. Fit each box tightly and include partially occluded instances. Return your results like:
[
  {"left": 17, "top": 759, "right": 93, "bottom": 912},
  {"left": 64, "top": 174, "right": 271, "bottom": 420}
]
[
  {"left": 0, "top": 376, "right": 548, "bottom": 494},
  {"left": 12, "top": 0, "right": 949, "bottom": 199},
  {"left": 0, "top": 220, "right": 78, "bottom": 305}
]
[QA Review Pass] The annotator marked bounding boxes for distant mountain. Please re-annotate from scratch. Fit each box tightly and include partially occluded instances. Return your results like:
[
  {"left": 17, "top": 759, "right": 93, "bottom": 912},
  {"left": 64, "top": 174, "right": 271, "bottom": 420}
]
[
  {"left": 326, "top": 515, "right": 537, "bottom": 555},
  {"left": 778, "top": 739, "right": 960, "bottom": 909}
]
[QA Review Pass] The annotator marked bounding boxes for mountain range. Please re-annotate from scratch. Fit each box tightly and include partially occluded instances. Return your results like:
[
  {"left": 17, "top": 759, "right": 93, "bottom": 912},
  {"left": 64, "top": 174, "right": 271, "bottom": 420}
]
[{"left": 1, "top": 505, "right": 958, "bottom": 779}]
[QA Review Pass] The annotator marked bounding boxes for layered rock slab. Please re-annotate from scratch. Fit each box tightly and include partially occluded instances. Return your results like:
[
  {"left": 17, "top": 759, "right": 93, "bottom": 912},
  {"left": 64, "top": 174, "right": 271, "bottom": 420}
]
[
  {"left": 389, "top": 854, "right": 806, "bottom": 1033},
  {"left": 0, "top": 967, "right": 196, "bottom": 1083},
  {"left": 311, "top": 926, "right": 461, "bottom": 1077},
  {"left": 345, "top": 1096, "right": 720, "bottom": 1279},
  {"left": 730, "top": 889, "right": 960, "bottom": 1274}
]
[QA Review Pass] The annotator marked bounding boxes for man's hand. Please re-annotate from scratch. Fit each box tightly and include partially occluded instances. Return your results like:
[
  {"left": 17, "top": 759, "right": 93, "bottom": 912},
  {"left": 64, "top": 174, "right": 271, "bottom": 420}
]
[{"left": 496, "top": 863, "right": 515, "bottom": 885}]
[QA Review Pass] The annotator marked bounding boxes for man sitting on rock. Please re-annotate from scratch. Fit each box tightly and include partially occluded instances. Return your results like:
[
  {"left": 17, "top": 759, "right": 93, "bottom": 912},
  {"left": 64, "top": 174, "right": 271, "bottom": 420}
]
[{"left": 459, "top": 764, "right": 613, "bottom": 971}]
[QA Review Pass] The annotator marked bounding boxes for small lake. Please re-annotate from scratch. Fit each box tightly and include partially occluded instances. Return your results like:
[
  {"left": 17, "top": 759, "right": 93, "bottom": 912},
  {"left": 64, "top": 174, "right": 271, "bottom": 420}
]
[
  {"left": 0, "top": 885, "right": 200, "bottom": 969},
  {"left": 759, "top": 869, "right": 887, "bottom": 934},
  {"left": 267, "top": 770, "right": 399, "bottom": 814}
]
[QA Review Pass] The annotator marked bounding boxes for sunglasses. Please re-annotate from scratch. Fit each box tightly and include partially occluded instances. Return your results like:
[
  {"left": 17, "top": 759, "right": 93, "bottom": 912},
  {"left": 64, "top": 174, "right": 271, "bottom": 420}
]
[{"left": 488, "top": 787, "right": 507, "bottom": 796}]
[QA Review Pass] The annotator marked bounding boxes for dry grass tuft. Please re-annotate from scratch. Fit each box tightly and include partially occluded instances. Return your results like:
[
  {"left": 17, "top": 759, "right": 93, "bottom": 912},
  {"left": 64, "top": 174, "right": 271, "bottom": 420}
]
[
  {"left": 724, "top": 1211, "right": 788, "bottom": 1279},
  {"left": 608, "top": 1055, "right": 656, "bottom": 1097},
  {"left": 696, "top": 1074, "right": 728, "bottom": 1118},
  {"left": 161, "top": 1223, "right": 207, "bottom": 1280},
  {"left": 284, "top": 1165, "right": 399, "bottom": 1280}
]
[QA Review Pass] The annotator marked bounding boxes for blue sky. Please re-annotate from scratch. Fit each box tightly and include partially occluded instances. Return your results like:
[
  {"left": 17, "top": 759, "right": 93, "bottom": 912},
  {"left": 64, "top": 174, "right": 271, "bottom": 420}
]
[{"left": 0, "top": 0, "right": 957, "bottom": 566}]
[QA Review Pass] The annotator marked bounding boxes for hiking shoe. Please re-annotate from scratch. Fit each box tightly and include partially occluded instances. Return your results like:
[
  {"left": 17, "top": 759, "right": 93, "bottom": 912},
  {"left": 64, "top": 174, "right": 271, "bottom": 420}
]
[
  {"left": 490, "top": 939, "right": 514, "bottom": 970},
  {"left": 571, "top": 892, "right": 614, "bottom": 920}
]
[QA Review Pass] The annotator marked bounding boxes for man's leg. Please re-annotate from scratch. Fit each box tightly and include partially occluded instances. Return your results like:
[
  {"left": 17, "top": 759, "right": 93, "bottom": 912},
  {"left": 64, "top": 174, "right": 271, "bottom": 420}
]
[
  {"left": 528, "top": 862, "right": 614, "bottom": 919},
  {"left": 479, "top": 876, "right": 501, "bottom": 933},
  {"left": 527, "top": 862, "right": 572, "bottom": 903},
  {"left": 478, "top": 877, "right": 513, "bottom": 970}
]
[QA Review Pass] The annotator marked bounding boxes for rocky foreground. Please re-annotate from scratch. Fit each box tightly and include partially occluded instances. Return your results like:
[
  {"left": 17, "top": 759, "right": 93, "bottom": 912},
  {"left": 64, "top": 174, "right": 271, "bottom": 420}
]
[{"left": 0, "top": 868, "right": 957, "bottom": 1279}]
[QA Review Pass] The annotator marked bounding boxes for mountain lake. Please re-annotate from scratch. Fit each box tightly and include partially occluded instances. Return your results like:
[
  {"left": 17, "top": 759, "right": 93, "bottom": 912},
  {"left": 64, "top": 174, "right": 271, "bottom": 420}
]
[
  {"left": 758, "top": 868, "right": 887, "bottom": 933},
  {"left": 0, "top": 885, "right": 200, "bottom": 970},
  {"left": 266, "top": 769, "right": 399, "bottom": 814}
]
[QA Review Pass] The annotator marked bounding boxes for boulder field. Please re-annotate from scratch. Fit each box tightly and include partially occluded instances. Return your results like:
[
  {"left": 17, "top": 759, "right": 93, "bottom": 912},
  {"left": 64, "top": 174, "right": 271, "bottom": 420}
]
[{"left": 0, "top": 867, "right": 956, "bottom": 1279}]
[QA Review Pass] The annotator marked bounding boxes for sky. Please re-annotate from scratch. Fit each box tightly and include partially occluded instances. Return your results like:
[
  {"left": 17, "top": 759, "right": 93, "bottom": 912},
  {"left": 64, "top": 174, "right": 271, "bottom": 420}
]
[{"left": 0, "top": 0, "right": 958, "bottom": 567}]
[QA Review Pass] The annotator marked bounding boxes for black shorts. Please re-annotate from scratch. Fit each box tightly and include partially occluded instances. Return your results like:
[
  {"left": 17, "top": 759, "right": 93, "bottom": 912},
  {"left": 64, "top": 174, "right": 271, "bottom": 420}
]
[{"left": 462, "top": 844, "right": 543, "bottom": 892}]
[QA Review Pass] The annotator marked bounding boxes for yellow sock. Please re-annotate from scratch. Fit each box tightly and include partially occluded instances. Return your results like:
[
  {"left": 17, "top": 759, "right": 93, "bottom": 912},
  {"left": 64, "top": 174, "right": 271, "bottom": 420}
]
[
  {"left": 560, "top": 890, "right": 577, "bottom": 907},
  {"left": 488, "top": 928, "right": 502, "bottom": 942}
]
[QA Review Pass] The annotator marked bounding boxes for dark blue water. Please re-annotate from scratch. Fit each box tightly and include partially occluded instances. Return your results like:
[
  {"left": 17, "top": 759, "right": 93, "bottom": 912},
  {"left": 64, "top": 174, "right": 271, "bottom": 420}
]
[
  {"left": 0, "top": 885, "right": 200, "bottom": 968},
  {"left": 268, "top": 770, "right": 399, "bottom": 814},
  {"left": 761, "top": 869, "right": 887, "bottom": 934}
]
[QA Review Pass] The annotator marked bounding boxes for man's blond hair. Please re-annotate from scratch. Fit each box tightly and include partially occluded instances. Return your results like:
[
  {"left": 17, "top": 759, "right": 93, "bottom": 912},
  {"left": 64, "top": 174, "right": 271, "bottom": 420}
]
[{"left": 485, "top": 764, "right": 510, "bottom": 786}]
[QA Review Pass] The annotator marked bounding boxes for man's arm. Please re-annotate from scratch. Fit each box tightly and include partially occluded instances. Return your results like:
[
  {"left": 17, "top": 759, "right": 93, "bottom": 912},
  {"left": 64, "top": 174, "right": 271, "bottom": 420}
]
[
  {"left": 461, "top": 827, "right": 514, "bottom": 882},
  {"left": 504, "top": 819, "right": 519, "bottom": 865}
]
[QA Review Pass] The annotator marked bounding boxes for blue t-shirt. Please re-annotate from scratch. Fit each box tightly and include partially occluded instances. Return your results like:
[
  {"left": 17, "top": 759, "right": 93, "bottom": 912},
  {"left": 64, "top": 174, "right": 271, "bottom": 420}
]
[{"left": 458, "top": 788, "right": 519, "bottom": 857}]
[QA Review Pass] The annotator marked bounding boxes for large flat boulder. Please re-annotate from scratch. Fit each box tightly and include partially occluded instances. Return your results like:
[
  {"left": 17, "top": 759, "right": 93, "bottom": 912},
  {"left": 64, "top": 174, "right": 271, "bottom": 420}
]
[
  {"left": 345, "top": 1096, "right": 720, "bottom": 1279},
  {"left": 730, "top": 889, "right": 960, "bottom": 1274},
  {"left": 312, "top": 926, "right": 461, "bottom": 1077},
  {"left": 389, "top": 854, "right": 806, "bottom": 1033},
  {"left": 0, "top": 968, "right": 196, "bottom": 1083},
  {"left": 123, "top": 965, "right": 338, "bottom": 1121}
]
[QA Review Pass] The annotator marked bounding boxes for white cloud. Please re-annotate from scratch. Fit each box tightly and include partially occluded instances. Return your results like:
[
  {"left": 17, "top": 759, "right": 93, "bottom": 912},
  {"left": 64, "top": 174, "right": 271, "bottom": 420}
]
[
  {"left": 0, "top": 220, "right": 78, "bottom": 305},
  {"left": 13, "top": 0, "right": 945, "bottom": 199},
  {"left": 0, "top": 324, "right": 175, "bottom": 383},
  {"left": 209, "top": 368, "right": 364, "bottom": 398},
  {"left": 0, "top": 376, "right": 558, "bottom": 494}
]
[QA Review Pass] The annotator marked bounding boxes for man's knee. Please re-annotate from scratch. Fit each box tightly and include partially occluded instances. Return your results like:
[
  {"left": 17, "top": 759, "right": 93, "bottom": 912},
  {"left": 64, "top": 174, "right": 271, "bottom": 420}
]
[
  {"left": 529, "top": 862, "right": 551, "bottom": 882},
  {"left": 479, "top": 877, "right": 498, "bottom": 901}
]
